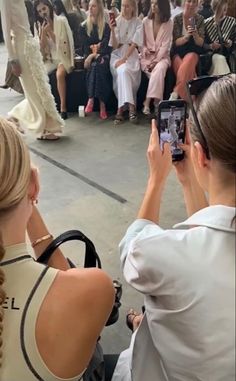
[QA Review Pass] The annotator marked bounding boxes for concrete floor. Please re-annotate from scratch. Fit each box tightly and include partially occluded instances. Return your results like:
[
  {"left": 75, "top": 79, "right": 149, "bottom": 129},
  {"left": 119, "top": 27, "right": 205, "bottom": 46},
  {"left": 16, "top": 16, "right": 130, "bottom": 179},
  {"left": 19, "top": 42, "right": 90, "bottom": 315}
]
[{"left": 0, "top": 43, "right": 187, "bottom": 354}]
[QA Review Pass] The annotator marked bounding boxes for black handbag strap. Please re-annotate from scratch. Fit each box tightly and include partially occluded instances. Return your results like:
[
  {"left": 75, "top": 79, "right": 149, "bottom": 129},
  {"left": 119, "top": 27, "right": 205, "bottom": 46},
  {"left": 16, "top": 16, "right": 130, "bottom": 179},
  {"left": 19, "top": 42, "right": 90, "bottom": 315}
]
[{"left": 37, "top": 230, "right": 102, "bottom": 268}]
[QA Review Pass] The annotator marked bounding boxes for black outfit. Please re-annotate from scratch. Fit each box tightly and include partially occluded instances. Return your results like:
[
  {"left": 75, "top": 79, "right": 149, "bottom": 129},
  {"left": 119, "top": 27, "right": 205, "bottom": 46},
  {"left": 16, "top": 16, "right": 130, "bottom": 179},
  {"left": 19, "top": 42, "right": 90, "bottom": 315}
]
[
  {"left": 171, "top": 13, "right": 205, "bottom": 58},
  {"left": 79, "top": 22, "right": 112, "bottom": 103},
  {"left": 68, "top": 11, "right": 85, "bottom": 51}
]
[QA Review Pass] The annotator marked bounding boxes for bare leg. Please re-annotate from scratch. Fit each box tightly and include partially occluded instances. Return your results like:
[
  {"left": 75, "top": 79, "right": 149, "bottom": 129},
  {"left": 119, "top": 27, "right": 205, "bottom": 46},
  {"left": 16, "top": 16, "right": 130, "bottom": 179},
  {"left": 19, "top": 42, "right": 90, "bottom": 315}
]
[
  {"left": 56, "top": 64, "right": 67, "bottom": 113},
  {"left": 99, "top": 100, "right": 107, "bottom": 120}
]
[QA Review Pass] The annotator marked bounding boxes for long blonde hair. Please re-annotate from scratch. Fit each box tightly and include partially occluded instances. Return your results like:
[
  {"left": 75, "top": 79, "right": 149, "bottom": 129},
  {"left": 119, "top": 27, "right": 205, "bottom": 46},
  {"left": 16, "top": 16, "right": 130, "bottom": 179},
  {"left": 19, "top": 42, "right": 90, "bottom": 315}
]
[
  {"left": 86, "top": 0, "right": 105, "bottom": 39},
  {"left": 0, "top": 117, "right": 31, "bottom": 365}
]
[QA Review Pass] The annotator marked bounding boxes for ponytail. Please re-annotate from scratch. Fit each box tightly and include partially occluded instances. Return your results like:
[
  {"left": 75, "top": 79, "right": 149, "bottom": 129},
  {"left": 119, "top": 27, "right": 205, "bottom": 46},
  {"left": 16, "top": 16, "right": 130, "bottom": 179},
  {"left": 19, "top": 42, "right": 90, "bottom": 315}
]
[{"left": 0, "top": 233, "right": 6, "bottom": 366}]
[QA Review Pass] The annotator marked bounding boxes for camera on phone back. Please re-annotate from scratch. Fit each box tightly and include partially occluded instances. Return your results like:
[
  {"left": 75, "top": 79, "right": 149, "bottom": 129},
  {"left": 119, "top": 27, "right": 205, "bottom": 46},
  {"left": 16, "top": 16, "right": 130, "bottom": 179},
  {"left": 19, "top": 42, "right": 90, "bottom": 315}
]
[{"left": 157, "top": 100, "right": 187, "bottom": 162}]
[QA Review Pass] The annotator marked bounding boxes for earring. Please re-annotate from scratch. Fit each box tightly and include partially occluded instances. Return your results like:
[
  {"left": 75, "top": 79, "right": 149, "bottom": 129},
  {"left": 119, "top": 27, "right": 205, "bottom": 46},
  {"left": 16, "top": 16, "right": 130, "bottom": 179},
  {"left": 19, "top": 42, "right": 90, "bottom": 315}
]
[{"left": 31, "top": 198, "right": 38, "bottom": 205}]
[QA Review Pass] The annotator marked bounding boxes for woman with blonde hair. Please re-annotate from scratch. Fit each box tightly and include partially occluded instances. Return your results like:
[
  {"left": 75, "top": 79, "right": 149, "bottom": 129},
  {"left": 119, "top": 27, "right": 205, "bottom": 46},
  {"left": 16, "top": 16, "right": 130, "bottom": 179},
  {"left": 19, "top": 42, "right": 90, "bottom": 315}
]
[
  {"left": 109, "top": 0, "right": 143, "bottom": 125},
  {"left": 79, "top": 0, "right": 112, "bottom": 119},
  {"left": 112, "top": 74, "right": 235, "bottom": 381},
  {"left": 0, "top": 118, "right": 115, "bottom": 380},
  {"left": 204, "top": 0, "right": 235, "bottom": 75}
]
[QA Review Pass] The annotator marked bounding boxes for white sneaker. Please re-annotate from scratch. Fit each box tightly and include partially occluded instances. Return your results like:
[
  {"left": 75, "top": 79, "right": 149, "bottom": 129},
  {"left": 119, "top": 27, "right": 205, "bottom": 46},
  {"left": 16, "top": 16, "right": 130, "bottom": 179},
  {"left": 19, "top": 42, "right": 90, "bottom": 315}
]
[{"left": 169, "top": 92, "right": 179, "bottom": 100}]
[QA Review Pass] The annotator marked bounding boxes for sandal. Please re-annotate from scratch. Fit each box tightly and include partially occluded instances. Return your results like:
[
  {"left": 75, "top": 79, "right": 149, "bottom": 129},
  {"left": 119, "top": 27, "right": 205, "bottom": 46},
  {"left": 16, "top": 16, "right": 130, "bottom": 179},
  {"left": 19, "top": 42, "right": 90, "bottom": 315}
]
[
  {"left": 142, "top": 105, "right": 150, "bottom": 115},
  {"left": 85, "top": 99, "right": 94, "bottom": 114},
  {"left": 129, "top": 112, "right": 138, "bottom": 124},
  {"left": 37, "top": 133, "right": 60, "bottom": 141},
  {"left": 114, "top": 114, "right": 124, "bottom": 126}
]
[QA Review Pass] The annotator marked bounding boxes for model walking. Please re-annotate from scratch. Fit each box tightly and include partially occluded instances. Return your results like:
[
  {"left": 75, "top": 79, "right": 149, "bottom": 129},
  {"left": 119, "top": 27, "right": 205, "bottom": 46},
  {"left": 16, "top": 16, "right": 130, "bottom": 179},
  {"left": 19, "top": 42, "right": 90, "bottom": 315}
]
[{"left": 1, "top": 0, "right": 64, "bottom": 140}]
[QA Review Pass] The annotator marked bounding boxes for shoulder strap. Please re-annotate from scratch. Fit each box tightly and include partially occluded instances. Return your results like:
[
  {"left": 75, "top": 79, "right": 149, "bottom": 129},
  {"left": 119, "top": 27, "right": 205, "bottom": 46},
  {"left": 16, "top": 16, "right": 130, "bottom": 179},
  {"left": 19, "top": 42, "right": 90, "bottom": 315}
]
[{"left": 37, "top": 230, "right": 102, "bottom": 268}]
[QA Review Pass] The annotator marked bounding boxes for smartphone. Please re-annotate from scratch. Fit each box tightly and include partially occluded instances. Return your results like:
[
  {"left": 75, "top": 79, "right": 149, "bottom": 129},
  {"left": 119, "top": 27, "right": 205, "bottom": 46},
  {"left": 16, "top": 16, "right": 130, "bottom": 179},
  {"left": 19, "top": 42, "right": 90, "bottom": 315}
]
[
  {"left": 188, "top": 17, "right": 196, "bottom": 30},
  {"left": 109, "top": 11, "right": 116, "bottom": 26},
  {"left": 157, "top": 100, "right": 187, "bottom": 162}
]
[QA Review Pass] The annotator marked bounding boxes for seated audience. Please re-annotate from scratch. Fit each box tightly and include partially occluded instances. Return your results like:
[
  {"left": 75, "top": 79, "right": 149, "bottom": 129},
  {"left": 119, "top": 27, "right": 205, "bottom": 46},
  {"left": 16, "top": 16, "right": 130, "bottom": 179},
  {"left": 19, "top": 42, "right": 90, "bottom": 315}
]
[
  {"left": 109, "top": 0, "right": 143, "bottom": 125},
  {"left": 81, "top": 0, "right": 90, "bottom": 14},
  {"left": 34, "top": 0, "right": 74, "bottom": 120},
  {"left": 70, "top": 0, "right": 88, "bottom": 22},
  {"left": 0, "top": 117, "right": 115, "bottom": 380},
  {"left": 198, "top": 0, "right": 214, "bottom": 19},
  {"left": 79, "top": 0, "right": 112, "bottom": 119},
  {"left": 170, "top": 0, "right": 205, "bottom": 101},
  {"left": 141, "top": 0, "right": 173, "bottom": 115},
  {"left": 204, "top": 0, "right": 236, "bottom": 75},
  {"left": 112, "top": 74, "right": 235, "bottom": 381},
  {"left": 138, "top": 0, "right": 151, "bottom": 20},
  {"left": 171, "top": 0, "right": 183, "bottom": 19}
]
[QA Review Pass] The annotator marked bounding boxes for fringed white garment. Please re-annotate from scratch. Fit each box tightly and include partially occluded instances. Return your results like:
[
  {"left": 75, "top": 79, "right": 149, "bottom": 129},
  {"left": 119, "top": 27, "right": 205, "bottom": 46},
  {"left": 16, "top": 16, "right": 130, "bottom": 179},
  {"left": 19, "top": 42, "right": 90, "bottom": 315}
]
[{"left": 1, "top": 0, "right": 64, "bottom": 134}]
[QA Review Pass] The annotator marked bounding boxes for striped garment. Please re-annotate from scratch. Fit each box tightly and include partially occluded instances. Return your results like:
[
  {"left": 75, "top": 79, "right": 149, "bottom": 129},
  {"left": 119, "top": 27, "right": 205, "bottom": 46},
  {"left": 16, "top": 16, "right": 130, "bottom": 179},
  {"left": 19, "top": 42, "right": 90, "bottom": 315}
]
[{"left": 205, "top": 15, "right": 236, "bottom": 44}]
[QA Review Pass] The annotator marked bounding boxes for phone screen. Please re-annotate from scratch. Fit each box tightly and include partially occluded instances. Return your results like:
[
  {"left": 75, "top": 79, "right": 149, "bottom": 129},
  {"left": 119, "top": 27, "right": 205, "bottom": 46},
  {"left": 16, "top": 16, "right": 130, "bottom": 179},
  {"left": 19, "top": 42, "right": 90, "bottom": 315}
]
[
  {"left": 157, "top": 100, "right": 187, "bottom": 161},
  {"left": 188, "top": 17, "right": 196, "bottom": 29}
]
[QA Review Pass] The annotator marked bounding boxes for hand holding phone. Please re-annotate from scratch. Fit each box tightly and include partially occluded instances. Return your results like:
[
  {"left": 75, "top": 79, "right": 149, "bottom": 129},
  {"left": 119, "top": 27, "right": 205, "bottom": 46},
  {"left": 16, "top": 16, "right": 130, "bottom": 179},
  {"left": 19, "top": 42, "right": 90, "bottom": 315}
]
[
  {"left": 157, "top": 100, "right": 187, "bottom": 162},
  {"left": 109, "top": 11, "right": 116, "bottom": 27}
]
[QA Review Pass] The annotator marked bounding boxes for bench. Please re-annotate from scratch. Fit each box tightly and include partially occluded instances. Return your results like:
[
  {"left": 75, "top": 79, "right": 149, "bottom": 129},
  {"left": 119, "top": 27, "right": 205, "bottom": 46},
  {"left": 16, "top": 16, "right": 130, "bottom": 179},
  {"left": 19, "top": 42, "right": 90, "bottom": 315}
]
[{"left": 49, "top": 68, "right": 175, "bottom": 113}]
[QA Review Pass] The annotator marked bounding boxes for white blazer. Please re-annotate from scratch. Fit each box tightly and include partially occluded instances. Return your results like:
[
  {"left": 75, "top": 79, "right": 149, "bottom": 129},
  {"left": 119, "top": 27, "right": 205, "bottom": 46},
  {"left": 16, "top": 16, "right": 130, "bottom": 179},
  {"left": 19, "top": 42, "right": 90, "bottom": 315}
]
[
  {"left": 113, "top": 205, "right": 235, "bottom": 381},
  {"left": 54, "top": 14, "right": 74, "bottom": 73}
]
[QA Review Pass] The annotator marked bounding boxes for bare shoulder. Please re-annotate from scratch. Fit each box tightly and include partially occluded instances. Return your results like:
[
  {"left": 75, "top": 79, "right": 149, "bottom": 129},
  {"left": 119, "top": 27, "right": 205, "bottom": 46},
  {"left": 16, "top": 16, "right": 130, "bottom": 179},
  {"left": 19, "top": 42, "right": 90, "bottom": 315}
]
[{"left": 35, "top": 268, "right": 115, "bottom": 378}]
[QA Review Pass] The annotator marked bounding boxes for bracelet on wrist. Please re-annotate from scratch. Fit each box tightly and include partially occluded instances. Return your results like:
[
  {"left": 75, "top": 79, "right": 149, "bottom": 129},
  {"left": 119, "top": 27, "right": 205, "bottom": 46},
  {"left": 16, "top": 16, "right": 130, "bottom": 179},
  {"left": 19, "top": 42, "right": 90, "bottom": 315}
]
[{"left": 32, "top": 234, "right": 53, "bottom": 248}]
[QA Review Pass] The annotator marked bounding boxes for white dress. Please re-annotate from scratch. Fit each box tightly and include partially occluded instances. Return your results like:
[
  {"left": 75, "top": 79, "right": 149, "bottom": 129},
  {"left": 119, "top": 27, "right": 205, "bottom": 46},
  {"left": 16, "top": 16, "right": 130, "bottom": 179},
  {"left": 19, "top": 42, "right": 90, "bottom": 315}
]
[
  {"left": 109, "top": 16, "right": 143, "bottom": 108},
  {"left": 0, "top": 0, "right": 64, "bottom": 135}
]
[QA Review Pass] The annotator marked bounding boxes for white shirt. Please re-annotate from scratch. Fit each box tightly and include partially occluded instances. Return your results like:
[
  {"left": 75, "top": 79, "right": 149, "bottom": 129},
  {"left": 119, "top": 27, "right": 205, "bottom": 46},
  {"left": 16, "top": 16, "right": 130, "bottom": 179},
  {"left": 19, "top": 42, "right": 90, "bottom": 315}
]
[
  {"left": 171, "top": 6, "right": 183, "bottom": 19},
  {"left": 119, "top": 205, "right": 235, "bottom": 380}
]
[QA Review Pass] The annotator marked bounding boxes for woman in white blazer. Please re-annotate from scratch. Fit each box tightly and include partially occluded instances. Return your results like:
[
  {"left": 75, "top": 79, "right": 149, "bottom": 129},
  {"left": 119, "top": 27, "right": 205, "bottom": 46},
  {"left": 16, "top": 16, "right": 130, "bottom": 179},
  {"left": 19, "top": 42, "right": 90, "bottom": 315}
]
[
  {"left": 34, "top": 0, "right": 75, "bottom": 120},
  {"left": 112, "top": 74, "right": 235, "bottom": 381}
]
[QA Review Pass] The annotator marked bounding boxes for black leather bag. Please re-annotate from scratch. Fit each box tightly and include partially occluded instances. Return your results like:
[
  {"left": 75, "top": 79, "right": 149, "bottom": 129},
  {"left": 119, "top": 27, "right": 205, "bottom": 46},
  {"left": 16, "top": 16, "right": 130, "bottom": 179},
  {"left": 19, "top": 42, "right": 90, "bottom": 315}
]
[{"left": 37, "top": 229, "right": 122, "bottom": 326}]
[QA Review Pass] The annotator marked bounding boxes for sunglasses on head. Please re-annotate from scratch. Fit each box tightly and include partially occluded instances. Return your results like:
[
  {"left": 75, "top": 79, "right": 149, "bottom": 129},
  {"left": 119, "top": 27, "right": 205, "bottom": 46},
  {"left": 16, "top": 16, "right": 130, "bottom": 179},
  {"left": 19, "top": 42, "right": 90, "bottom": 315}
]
[{"left": 186, "top": 74, "right": 228, "bottom": 160}]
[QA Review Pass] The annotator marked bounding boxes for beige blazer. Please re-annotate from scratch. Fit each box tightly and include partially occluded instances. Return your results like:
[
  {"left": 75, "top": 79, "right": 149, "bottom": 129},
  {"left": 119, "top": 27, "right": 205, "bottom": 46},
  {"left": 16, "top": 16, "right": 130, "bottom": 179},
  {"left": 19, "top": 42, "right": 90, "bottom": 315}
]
[{"left": 54, "top": 14, "right": 74, "bottom": 73}]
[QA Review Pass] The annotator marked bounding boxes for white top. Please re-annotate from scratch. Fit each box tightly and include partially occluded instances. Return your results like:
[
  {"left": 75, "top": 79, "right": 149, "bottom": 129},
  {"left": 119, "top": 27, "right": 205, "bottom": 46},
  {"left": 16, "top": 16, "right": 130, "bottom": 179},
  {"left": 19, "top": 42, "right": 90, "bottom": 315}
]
[
  {"left": 0, "top": 0, "right": 31, "bottom": 60},
  {"left": 1, "top": 244, "right": 84, "bottom": 381},
  {"left": 119, "top": 205, "right": 235, "bottom": 380},
  {"left": 109, "top": 15, "right": 143, "bottom": 47}
]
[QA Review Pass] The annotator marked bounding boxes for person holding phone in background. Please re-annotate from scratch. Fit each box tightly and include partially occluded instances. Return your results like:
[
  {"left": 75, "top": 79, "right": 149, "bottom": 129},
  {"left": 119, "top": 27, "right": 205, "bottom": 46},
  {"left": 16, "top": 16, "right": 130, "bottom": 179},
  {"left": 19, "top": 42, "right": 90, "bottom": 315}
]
[
  {"left": 204, "top": 0, "right": 236, "bottom": 75},
  {"left": 34, "top": 0, "right": 75, "bottom": 120},
  {"left": 112, "top": 74, "right": 235, "bottom": 381},
  {"left": 169, "top": 0, "right": 205, "bottom": 101}
]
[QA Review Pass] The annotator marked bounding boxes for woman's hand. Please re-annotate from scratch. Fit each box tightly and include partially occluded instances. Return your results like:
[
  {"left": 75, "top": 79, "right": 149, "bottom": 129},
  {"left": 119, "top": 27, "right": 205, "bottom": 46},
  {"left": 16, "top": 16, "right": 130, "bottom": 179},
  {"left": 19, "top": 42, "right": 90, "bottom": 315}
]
[
  {"left": 147, "top": 120, "right": 172, "bottom": 185},
  {"left": 147, "top": 61, "right": 156, "bottom": 72},
  {"left": 210, "top": 41, "right": 221, "bottom": 50},
  {"left": 173, "top": 122, "right": 195, "bottom": 186},
  {"left": 10, "top": 60, "right": 22, "bottom": 77},
  {"left": 115, "top": 57, "right": 126, "bottom": 68},
  {"left": 42, "top": 19, "right": 53, "bottom": 35},
  {"left": 225, "top": 39, "right": 232, "bottom": 48},
  {"left": 84, "top": 53, "right": 97, "bottom": 69}
]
